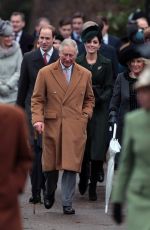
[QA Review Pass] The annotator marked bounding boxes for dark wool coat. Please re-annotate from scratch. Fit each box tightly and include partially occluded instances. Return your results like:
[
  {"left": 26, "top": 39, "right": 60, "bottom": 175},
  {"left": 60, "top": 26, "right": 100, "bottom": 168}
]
[
  {"left": 0, "top": 105, "right": 32, "bottom": 230},
  {"left": 109, "top": 71, "right": 138, "bottom": 143},
  {"left": 16, "top": 48, "right": 59, "bottom": 145},
  {"left": 31, "top": 60, "right": 95, "bottom": 172},
  {"left": 77, "top": 53, "right": 113, "bottom": 161}
]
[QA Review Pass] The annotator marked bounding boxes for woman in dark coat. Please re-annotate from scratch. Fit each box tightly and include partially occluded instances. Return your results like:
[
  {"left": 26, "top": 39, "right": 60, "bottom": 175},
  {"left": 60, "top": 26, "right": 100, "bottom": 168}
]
[
  {"left": 76, "top": 21, "right": 113, "bottom": 200},
  {"left": 109, "top": 44, "right": 147, "bottom": 162}
]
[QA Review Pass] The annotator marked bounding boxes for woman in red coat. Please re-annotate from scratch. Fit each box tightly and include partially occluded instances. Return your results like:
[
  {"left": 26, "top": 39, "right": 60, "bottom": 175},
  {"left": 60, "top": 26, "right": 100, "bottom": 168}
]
[{"left": 0, "top": 104, "right": 32, "bottom": 230}]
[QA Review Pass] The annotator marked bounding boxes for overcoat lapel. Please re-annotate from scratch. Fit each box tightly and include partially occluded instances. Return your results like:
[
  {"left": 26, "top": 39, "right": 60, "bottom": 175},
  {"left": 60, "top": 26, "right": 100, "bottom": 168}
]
[
  {"left": 32, "top": 48, "right": 45, "bottom": 69},
  {"left": 51, "top": 60, "right": 68, "bottom": 92},
  {"left": 51, "top": 61, "right": 82, "bottom": 100}
]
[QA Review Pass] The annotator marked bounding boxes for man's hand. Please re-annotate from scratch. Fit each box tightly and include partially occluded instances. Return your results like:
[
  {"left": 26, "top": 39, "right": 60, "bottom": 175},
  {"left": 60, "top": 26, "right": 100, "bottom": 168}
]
[
  {"left": 112, "top": 203, "right": 123, "bottom": 224},
  {"left": 33, "top": 122, "right": 44, "bottom": 134}
]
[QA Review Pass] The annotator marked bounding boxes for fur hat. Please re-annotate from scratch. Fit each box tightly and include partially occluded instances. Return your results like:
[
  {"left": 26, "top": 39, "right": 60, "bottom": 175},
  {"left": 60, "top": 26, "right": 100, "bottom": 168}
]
[
  {"left": 128, "top": 9, "right": 147, "bottom": 21},
  {"left": 81, "top": 21, "right": 102, "bottom": 43},
  {"left": 0, "top": 18, "right": 13, "bottom": 36},
  {"left": 135, "top": 67, "right": 150, "bottom": 89},
  {"left": 118, "top": 43, "right": 142, "bottom": 66}
]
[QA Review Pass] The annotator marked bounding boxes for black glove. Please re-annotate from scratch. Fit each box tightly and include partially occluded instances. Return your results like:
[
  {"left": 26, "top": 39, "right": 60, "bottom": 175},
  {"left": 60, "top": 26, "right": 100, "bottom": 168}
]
[
  {"left": 112, "top": 203, "right": 123, "bottom": 224},
  {"left": 109, "top": 115, "right": 117, "bottom": 126}
]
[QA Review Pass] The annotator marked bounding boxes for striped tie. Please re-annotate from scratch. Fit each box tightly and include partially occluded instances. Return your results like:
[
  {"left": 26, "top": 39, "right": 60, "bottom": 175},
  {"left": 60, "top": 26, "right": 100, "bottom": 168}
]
[{"left": 43, "top": 52, "right": 48, "bottom": 65}]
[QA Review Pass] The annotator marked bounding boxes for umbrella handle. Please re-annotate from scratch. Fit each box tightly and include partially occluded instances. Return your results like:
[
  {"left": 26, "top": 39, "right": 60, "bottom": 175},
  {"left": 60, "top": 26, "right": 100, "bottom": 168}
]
[{"left": 113, "top": 123, "right": 117, "bottom": 139}]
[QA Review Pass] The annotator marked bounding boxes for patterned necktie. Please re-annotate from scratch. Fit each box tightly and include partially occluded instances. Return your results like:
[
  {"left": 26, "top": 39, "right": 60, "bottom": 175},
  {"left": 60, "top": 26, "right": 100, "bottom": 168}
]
[
  {"left": 63, "top": 68, "right": 70, "bottom": 83},
  {"left": 43, "top": 52, "right": 48, "bottom": 65},
  {"left": 14, "top": 32, "right": 18, "bottom": 41}
]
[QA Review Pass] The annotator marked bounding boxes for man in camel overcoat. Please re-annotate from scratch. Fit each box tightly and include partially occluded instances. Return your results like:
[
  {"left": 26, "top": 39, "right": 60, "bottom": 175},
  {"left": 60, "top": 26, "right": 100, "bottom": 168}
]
[{"left": 31, "top": 38, "right": 95, "bottom": 214}]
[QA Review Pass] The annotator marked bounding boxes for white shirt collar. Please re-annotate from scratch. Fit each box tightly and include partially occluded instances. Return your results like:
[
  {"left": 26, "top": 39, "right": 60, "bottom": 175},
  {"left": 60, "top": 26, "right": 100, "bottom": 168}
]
[
  {"left": 103, "top": 33, "right": 109, "bottom": 44},
  {"left": 17, "top": 30, "right": 23, "bottom": 37},
  {"left": 40, "top": 47, "right": 54, "bottom": 57},
  {"left": 60, "top": 61, "right": 73, "bottom": 71}
]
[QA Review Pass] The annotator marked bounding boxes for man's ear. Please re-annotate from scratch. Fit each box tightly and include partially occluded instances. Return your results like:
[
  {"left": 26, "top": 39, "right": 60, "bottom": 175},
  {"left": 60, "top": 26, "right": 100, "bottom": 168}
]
[{"left": 22, "top": 21, "right": 25, "bottom": 29}]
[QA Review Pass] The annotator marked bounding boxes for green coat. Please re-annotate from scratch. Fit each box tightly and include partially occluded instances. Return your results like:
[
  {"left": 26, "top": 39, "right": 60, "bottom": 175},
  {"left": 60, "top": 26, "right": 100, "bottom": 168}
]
[
  {"left": 112, "top": 109, "right": 150, "bottom": 230},
  {"left": 76, "top": 53, "right": 113, "bottom": 160}
]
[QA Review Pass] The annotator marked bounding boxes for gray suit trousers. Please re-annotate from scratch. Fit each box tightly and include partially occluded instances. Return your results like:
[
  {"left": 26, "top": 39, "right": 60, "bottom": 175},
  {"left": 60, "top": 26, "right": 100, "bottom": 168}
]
[
  {"left": 61, "top": 170, "right": 76, "bottom": 207},
  {"left": 44, "top": 170, "right": 76, "bottom": 207}
]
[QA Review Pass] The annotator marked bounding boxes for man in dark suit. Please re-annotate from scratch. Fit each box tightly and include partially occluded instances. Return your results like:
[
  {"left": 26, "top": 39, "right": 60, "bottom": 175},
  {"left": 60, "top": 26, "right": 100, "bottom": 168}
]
[
  {"left": 100, "top": 42, "right": 119, "bottom": 81},
  {"left": 16, "top": 25, "right": 59, "bottom": 204},
  {"left": 71, "top": 11, "right": 85, "bottom": 55},
  {"left": 10, "top": 11, "right": 34, "bottom": 54},
  {"left": 100, "top": 16, "right": 121, "bottom": 50}
]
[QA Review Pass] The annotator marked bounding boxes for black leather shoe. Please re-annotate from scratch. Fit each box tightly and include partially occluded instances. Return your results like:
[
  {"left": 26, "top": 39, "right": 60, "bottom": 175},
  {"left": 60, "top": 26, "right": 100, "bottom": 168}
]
[
  {"left": 44, "top": 197, "right": 55, "bottom": 209},
  {"left": 29, "top": 196, "right": 42, "bottom": 204},
  {"left": 63, "top": 206, "right": 75, "bottom": 215},
  {"left": 97, "top": 169, "right": 104, "bottom": 183},
  {"left": 89, "top": 183, "right": 97, "bottom": 201}
]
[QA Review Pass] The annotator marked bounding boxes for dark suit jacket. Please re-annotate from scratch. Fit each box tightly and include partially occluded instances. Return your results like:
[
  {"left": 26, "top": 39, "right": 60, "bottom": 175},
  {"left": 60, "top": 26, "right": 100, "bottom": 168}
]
[
  {"left": 107, "top": 34, "right": 121, "bottom": 50},
  {"left": 19, "top": 31, "right": 34, "bottom": 54},
  {"left": 16, "top": 47, "right": 59, "bottom": 144},
  {"left": 71, "top": 33, "right": 84, "bottom": 56},
  {"left": 100, "top": 43, "right": 119, "bottom": 80}
]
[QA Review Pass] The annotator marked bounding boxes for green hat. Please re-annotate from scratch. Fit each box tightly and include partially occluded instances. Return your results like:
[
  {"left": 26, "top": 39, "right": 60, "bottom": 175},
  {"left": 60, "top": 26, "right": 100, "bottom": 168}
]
[{"left": 81, "top": 21, "right": 102, "bottom": 43}]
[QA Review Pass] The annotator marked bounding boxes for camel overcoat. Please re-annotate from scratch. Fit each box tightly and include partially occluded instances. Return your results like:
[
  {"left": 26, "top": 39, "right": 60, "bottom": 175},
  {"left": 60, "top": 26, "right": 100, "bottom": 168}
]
[
  {"left": 0, "top": 104, "right": 32, "bottom": 230},
  {"left": 31, "top": 60, "right": 95, "bottom": 172}
]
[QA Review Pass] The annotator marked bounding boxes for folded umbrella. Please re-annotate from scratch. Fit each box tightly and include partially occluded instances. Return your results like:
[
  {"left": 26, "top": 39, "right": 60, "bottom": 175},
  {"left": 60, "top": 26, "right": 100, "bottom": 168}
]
[{"left": 105, "top": 123, "right": 121, "bottom": 214}]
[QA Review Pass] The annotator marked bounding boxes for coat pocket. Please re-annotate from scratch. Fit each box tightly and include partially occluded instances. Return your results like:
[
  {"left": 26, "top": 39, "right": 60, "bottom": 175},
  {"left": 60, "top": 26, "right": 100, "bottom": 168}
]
[{"left": 44, "top": 112, "right": 57, "bottom": 119}]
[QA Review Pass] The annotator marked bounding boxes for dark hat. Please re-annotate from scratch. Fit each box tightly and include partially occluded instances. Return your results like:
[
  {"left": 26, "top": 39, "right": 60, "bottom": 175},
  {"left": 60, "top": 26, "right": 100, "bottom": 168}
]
[
  {"left": 118, "top": 43, "right": 143, "bottom": 66},
  {"left": 81, "top": 21, "right": 102, "bottom": 43},
  {"left": 54, "top": 33, "right": 64, "bottom": 42},
  {"left": 0, "top": 18, "right": 13, "bottom": 36},
  {"left": 136, "top": 43, "right": 150, "bottom": 59},
  {"left": 128, "top": 9, "right": 147, "bottom": 22}
]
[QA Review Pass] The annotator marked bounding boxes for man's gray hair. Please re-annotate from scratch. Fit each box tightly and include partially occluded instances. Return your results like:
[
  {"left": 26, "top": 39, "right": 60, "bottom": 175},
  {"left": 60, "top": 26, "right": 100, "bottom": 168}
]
[{"left": 59, "top": 38, "right": 78, "bottom": 56}]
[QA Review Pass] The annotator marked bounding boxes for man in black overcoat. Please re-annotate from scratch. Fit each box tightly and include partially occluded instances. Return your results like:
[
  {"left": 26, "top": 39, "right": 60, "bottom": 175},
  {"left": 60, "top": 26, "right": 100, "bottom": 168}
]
[
  {"left": 10, "top": 11, "right": 34, "bottom": 54},
  {"left": 16, "top": 25, "right": 59, "bottom": 203}
]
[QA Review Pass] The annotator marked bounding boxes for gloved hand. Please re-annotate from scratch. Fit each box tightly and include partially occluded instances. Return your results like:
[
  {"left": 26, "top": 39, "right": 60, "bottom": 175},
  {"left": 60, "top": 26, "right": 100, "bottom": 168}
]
[
  {"left": 109, "top": 115, "right": 117, "bottom": 125},
  {"left": 112, "top": 202, "right": 123, "bottom": 224}
]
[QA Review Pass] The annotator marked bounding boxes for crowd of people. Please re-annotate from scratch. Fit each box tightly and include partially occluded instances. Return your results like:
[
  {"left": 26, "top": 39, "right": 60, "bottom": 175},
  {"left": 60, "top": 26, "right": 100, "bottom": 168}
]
[{"left": 0, "top": 7, "right": 150, "bottom": 229}]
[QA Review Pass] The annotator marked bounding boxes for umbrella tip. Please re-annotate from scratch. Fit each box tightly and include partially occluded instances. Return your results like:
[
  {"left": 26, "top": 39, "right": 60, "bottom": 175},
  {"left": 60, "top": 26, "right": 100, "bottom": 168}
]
[{"left": 105, "top": 206, "right": 108, "bottom": 214}]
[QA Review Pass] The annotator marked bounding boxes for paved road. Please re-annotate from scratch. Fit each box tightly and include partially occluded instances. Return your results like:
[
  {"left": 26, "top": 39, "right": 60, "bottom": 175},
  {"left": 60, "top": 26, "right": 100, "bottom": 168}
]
[{"left": 20, "top": 173, "right": 126, "bottom": 230}]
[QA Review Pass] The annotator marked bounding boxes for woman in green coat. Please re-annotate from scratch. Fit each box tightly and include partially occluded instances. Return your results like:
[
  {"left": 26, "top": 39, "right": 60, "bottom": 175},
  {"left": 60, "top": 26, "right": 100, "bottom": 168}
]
[
  {"left": 76, "top": 22, "right": 113, "bottom": 200},
  {"left": 112, "top": 66, "right": 150, "bottom": 230}
]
